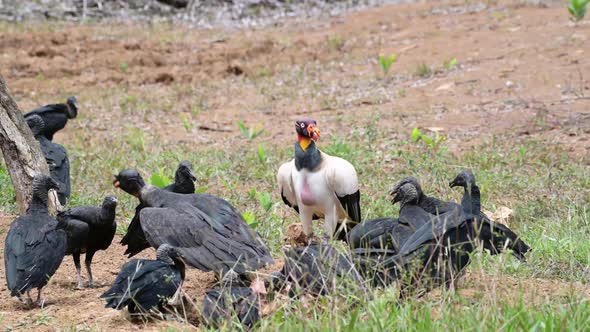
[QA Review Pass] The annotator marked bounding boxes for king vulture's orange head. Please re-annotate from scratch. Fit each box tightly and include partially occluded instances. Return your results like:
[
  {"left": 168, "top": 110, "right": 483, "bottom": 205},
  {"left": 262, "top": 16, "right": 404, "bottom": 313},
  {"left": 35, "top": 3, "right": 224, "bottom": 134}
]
[{"left": 295, "top": 118, "right": 320, "bottom": 142}]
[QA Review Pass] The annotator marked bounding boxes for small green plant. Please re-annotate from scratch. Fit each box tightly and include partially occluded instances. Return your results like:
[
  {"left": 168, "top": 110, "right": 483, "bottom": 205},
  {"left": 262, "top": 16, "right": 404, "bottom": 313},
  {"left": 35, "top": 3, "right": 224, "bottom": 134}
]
[
  {"left": 443, "top": 57, "right": 458, "bottom": 70},
  {"left": 415, "top": 63, "right": 433, "bottom": 78},
  {"left": 398, "top": 88, "right": 406, "bottom": 98},
  {"left": 257, "top": 191, "right": 274, "bottom": 212},
  {"left": 257, "top": 143, "right": 267, "bottom": 164},
  {"left": 411, "top": 127, "right": 446, "bottom": 152},
  {"left": 119, "top": 62, "right": 129, "bottom": 73},
  {"left": 237, "top": 120, "right": 264, "bottom": 140},
  {"left": 126, "top": 128, "right": 145, "bottom": 153},
  {"left": 148, "top": 168, "right": 172, "bottom": 188},
  {"left": 379, "top": 54, "right": 397, "bottom": 75},
  {"left": 569, "top": 0, "right": 589, "bottom": 22},
  {"left": 327, "top": 35, "right": 345, "bottom": 51},
  {"left": 180, "top": 114, "right": 193, "bottom": 132},
  {"left": 34, "top": 311, "right": 53, "bottom": 326},
  {"left": 242, "top": 211, "right": 258, "bottom": 229}
]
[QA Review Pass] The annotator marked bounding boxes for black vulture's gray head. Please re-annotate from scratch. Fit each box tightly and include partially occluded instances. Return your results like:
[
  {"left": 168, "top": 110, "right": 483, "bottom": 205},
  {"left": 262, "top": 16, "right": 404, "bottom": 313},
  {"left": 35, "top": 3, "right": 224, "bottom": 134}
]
[
  {"left": 113, "top": 169, "right": 145, "bottom": 198},
  {"left": 390, "top": 176, "right": 423, "bottom": 198},
  {"left": 175, "top": 160, "right": 197, "bottom": 183},
  {"left": 26, "top": 114, "right": 45, "bottom": 137},
  {"left": 156, "top": 244, "right": 184, "bottom": 264},
  {"left": 391, "top": 183, "right": 419, "bottom": 207},
  {"left": 66, "top": 96, "right": 78, "bottom": 119},
  {"left": 101, "top": 195, "right": 118, "bottom": 209},
  {"left": 32, "top": 174, "right": 60, "bottom": 195},
  {"left": 449, "top": 170, "right": 476, "bottom": 189}
]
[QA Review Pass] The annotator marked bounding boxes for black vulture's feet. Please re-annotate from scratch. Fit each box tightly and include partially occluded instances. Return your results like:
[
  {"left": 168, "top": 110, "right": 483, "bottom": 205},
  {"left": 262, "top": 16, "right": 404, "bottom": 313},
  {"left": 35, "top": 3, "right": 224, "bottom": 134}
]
[{"left": 35, "top": 298, "right": 46, "bottom": 308}]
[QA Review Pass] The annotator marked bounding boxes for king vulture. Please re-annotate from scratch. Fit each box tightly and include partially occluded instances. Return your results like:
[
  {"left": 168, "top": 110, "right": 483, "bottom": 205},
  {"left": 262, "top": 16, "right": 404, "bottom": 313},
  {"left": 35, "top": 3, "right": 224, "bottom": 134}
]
[{"left": 277, "top": 118, "right": 361, "bottom": 240}]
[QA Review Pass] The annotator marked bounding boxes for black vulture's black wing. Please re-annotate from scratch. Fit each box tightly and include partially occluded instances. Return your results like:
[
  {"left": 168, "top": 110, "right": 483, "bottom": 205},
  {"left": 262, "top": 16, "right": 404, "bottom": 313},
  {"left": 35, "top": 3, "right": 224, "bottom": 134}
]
[
  {"left": 348, "top": 218, "right": 416, "bottom": 252},
  {"left": 4, "top": 216, "right": 67, "bottom": 296},
  {"left": 57, "top": 217, "right": 90, "bottom": 254},
  {"left": 398, "top": 208, "right": 470, "bottom": 257},
  {"left": 477, "top": 215, "right": 530, "bottom": 261},
  {"left": 101, "top": 259, "right": 181, "bottom": 311},
  {"left": 25, "top": 103, "right": 69, "bottom": 141},
  {"left": 43, "top": 141, "right": 70, "bottom": 203},
  {"left": 120, "top": 203, "right": 151, "bottom": 257},
  {"left": 58, "top": 206, "right": 99, "bottom": 224},
  {"left": 140, "top": 206, "right": 273, "bottom": 274}
]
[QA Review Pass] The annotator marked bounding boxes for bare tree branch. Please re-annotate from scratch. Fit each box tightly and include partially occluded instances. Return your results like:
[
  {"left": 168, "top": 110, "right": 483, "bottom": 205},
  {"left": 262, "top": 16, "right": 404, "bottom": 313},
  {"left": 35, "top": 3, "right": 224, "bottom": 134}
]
[{"left": 0, "top": 73, "right": 57, "bottom": 213}]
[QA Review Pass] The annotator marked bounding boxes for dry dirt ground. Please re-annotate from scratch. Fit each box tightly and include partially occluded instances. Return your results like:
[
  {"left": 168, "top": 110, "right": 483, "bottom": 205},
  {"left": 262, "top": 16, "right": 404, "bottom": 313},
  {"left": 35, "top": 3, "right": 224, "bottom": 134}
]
[{"left": 0, "top": 0, "right": 589, "bottom": 330}]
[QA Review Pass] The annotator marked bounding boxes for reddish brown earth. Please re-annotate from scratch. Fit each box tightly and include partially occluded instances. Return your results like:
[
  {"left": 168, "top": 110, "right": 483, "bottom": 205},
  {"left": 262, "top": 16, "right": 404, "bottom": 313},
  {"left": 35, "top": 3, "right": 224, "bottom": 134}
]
[
  {"left": 1, "top": 0, "right": 589, "bottom": 329},
  {"left": 0, "top": 1, "right": 588, "bottom": 158}
]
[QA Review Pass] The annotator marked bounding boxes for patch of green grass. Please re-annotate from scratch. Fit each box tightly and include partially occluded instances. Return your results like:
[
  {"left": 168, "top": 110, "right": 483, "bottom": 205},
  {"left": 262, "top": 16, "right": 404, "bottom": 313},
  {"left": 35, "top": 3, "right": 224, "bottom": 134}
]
[
  {"left": 443, "top": 57, "right": 458, "bottom": 71},
  {"left": 569, "top": 0, "right": 589, "bottom": 22},
  {"left": 326, "top": 35, "right": 345, "bottom": 51},
  {"left": 237, "top": 120, "right": 265, "bottom": 140},
  {"left": 119, "top": 62, "right": 129, "bottom": 73},
  {"left": 0, "top": 162, "right": 16, "bottom": 213},
  {"left": 1, "top": 110, "right": 590, "bottom": 330},
  {"left": 415, "top": 62, "right": 433, "bottom": 78},
  {"left": 378, "top": 54, "right": 397, "bottom": 76}
]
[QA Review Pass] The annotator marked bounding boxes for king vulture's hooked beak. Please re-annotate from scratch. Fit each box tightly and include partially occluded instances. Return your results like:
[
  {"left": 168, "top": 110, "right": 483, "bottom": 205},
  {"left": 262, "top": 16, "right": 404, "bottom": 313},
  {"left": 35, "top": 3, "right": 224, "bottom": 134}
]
[{"left": 308, "top": 124, "right": 321, "bottom": 141}]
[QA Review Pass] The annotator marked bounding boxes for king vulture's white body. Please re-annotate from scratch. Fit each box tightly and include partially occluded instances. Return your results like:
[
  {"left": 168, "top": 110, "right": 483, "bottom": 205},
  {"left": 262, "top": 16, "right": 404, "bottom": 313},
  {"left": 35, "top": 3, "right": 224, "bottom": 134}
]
[{"left": 278, "top": 146, "right": 361, "bottom": 238}]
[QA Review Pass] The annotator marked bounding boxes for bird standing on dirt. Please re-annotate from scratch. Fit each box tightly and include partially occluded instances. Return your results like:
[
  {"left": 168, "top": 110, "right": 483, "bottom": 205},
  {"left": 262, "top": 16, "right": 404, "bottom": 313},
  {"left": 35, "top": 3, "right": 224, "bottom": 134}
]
[
  {"left": 4, "top": 174, "right": 67, "bottom": 306},
  {"left": 26, "top": 115, "right": 71, "bottom": 205},
  {"left": 24, "top": 96, "right": 78, "bottom": 141},
  {"left": 277, "top": 118, "right": 361, "bottom": 241},
  {"left": 101, "top": 244, "right": 185, "bottom": 314},
  {"left": 113, "top": 169, "right": 273, "bottom": 275},
  {"left": 57, "top": 195, "right": 118, "bottom": 289},
  {"left": 121, "top": 161, "right": 197, "bottom": 258}
]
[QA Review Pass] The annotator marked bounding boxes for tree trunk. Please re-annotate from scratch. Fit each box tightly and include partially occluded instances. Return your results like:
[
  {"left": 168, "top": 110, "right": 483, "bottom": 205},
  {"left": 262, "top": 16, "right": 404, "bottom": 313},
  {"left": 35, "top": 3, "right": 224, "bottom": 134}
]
[{"left": 0, "top": 73, "right": 56, "bottom": 214}]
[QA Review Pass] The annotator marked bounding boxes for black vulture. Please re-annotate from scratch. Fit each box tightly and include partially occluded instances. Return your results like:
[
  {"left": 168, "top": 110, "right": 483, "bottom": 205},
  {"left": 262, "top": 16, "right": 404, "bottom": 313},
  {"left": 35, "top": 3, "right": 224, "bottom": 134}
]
[
  {"left": 26, "top": 115, "right": 71, "bottom": 205},
  {"left": 113, "top": 169, "right": 273, "bottom": 275},
  {"left": 4, "top": 174, "right": 67, "bottom": 306},
  {"left": 163, "top": 160, "right": 197, "bottom": 193},
  {"left": 101, "top": 244, "right": 185, "bottom": 314},
  {"left": 57, "top": 195, "right": 118, "bottom": 288},
  {"left": 121, "top": 161, "right": 196, "bottom": 258},
  {"left": 278, "top": 243, "right": 365, "bottom": 296},
  {"left": 348, "top": 217, "right": 415, "bottom": 252},
  {"left": 381, "top": 182, "right": 477, "bottom": 293},
  {"left": 24, "top": 96, "right": 78, "bottom": 141},
  {"left": 202, "top": 287, "right": 260, "bottom": 328},
  {"left": 348, "top": 179, "right": 446, "bottom": 253},
  {"left": 390, "top": 176, "right": 458, "bottom": 216},
  {"left": 449, "top": 170, "right": 530, "bottom": 261}
]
